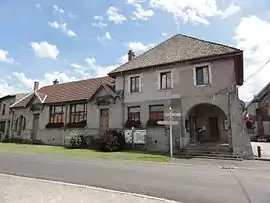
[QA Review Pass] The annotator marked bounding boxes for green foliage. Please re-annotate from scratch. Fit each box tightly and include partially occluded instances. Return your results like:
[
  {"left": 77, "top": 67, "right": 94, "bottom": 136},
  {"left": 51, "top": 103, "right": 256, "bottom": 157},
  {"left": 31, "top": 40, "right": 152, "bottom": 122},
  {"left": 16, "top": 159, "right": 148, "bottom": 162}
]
[
  {"left": 99, "top": 129, "right": 125, "bottom": 152},
  {"left": 125, "top": 120, "right": 141, "bottom": 128}
]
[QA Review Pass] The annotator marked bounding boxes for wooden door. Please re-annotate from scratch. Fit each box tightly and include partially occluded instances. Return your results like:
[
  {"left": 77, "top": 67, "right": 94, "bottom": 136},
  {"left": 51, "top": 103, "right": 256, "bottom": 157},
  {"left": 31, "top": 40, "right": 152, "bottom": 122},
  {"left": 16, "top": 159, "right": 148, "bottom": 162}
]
[
  {"left": 209, "top": 117, "right": 219, "bottom": 142},
  {"left": 100, "top": 109, "right": 109, "bottom": 135},
  {"left": 32, "top": 114, "right": 40, "bottom": 140}
]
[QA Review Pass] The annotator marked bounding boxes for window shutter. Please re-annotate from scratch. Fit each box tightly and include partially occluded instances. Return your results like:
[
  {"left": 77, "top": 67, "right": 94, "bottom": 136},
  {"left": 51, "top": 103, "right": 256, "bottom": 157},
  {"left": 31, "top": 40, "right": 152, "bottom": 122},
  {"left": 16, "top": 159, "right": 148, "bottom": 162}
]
[
  {"left": 127, "top": 77, "right": 130, "bottom": 93},
  {"left": 208, "top": 65, "right": 212, "bottom": 84},
  {"left": 193, "top": 68, "right": 196, "bottom": 86},
  {"left": 171, "top": 69, "right": 174, "bottom": 88},
  {"left": 139, "top": 74, "right": 143, "bottom": 92},
  {"left": 157, "top": 72, "right": 161, "bottom": 89}
]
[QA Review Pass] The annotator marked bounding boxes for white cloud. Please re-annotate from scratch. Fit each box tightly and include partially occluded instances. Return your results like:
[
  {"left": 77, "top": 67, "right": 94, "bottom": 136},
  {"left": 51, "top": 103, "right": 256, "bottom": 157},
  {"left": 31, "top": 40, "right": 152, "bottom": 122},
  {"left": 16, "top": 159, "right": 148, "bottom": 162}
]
[
  {"left": 92, "top": 16, "right": 107, "bottom": 28},
  {"left": 161, "top": 32, "right": 168, "bottom": 37},
  {"left": 53, "top": 5, "right": 65, "bottom": 15},
  {"left": 234, "top": 16, "right": 270, "bottom": 101},
  {"left": 30, "top": 41, "right": 59, "bottom": 60},
  {"left": 0, "top": 49, "right": 14, "bottom": 64},
  {"left": 118, "top": 41, "right": 156, "bottom": 64},
  {"left": 131, "top": 4, "right": 154, "bottom": 20},
  {"left": 48, "top": 21, "right": 77, "bottom": 37},
  {"left": 220, "top": 3, "right": 241, "bottom": 19},
  {"left": 106, "top": 7, "right": 127, "bottom": 24},
  {"left": 149, "top": 0, "right": 241, "bottom": 25},
  {"left": 97, "top": 32, "right": 113, "bottom": 45},
  {"left": 0, "top": 79, "right": 26, "bottom": 97}
]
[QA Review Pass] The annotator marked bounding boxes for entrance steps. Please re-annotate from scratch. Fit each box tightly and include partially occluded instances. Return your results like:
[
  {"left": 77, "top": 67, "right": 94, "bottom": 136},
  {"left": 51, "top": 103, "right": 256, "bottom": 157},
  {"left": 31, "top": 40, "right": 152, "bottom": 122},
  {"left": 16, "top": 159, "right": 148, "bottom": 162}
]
[{"left": 175, "top": 144, "right": 242, "bottom": 160}]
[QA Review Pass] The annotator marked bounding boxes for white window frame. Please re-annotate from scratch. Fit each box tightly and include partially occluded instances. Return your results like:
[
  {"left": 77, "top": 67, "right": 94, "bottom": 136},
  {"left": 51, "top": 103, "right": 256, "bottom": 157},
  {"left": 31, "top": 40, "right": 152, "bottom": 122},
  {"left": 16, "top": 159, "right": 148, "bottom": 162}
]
[
  {"left": 156, "top": 69, "right": 174, "bottom": 90},
  {"left": 193, "top": 63, "right": 212, "bottom": 87},
  {"left": 127, "top": 73, "right": 142, "bottom": 93}
]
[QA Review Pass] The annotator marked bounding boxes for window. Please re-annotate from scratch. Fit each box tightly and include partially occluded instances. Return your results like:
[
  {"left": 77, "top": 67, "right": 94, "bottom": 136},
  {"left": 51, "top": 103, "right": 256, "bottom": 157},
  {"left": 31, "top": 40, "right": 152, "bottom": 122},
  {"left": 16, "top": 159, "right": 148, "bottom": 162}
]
[
  {"left": 128, "top": 106, "right": 140, "bottom": 121},
  {"left": 15, "top": 116, "right": 26, "bottom": 135},
  {"left": 2, "top": 104, "right": 6, "bottom": 115},
  {"left": 49, "top": 105, "right": 64, "bottom": 123},
  {"left": 70, "top": 103, "right": 87, "bottom": 123},
  {"left": 160, "top": 71, "right": 172, "bottom": 89},
  {"left": 196, "top": 66, "right": 210, "bottom": 85},
  {"left": 130, "top": 76, "right": 140, "bottom": 93},
  {"left": 149, "top": 105, "right": 164, "bottom": 121}
]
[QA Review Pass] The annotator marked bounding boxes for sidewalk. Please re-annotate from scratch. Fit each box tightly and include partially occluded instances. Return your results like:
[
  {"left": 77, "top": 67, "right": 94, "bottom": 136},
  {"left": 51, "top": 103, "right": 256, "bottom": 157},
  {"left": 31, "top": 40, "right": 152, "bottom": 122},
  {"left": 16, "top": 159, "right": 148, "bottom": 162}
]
[{"left": 0, "top": 174, "right": 179, "bottom": 203}]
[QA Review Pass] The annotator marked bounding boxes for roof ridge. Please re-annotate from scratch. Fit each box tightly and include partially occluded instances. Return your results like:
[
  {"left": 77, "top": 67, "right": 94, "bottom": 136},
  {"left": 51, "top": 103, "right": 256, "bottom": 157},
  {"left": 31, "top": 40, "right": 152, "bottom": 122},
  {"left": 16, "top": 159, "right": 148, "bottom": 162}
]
[
  {"left": 178, "top": 33, "right": 242, "bottom": 52},
  {"left": 38, "top": 76, "right": 112, "bottom": 91}
]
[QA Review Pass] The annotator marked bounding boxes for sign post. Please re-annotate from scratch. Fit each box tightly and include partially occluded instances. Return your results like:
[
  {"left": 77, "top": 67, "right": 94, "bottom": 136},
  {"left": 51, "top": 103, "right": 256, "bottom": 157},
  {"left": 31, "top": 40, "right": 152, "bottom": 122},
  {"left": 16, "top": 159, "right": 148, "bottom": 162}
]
[{"left": 157, "top": 107, "right": 181, "bottom": 158}]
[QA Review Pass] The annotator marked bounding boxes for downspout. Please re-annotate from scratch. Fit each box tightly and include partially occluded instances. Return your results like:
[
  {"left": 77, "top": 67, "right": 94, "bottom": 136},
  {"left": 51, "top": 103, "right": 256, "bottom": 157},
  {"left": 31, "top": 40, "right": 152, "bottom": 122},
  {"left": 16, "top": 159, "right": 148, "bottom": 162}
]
[
  {"left": 121, "top": 72, "right": 125, "bottom": 129},
  {"left": 10, "top": 109, "right": 15, "bottom": 139},
  {"left": 62, "top": 104, "right": 68, "bottom": 145},
  {"left": 179, "top": 97, "right": 183, "bottom": 151}
]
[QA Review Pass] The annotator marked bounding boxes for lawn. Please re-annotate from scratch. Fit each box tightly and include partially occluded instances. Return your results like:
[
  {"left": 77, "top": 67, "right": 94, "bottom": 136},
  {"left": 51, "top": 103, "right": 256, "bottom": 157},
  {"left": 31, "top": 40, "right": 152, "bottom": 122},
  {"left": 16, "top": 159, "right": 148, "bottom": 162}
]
[{"left": 0, "top": 143, "right": 171, "bottom": 162}]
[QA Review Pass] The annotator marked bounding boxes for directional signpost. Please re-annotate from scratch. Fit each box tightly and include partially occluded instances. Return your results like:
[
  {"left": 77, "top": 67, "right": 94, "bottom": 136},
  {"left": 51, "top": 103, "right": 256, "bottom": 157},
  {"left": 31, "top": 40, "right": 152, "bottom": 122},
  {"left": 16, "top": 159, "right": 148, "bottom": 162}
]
[{"left": 157, "top": 107, "right": 181, "bottom": 158}]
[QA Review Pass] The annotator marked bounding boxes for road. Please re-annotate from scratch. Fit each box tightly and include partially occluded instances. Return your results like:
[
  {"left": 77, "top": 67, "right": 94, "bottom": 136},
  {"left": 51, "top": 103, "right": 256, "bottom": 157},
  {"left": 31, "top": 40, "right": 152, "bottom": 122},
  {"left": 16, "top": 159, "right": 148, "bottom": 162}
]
[{"left": 0, "top": 153, "right": 269, "bottom": 203}]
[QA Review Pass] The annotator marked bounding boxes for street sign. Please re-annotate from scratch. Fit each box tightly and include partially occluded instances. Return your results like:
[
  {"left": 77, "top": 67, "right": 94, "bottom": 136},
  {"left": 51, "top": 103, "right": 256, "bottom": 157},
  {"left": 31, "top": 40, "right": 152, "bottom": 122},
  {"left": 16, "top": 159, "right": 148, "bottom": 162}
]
[
  {"left": 164, "top": 113, "right": 181, "bottom": 117},
  {"left": 157, "top": 120, "right": 178, "bottom": 125}
]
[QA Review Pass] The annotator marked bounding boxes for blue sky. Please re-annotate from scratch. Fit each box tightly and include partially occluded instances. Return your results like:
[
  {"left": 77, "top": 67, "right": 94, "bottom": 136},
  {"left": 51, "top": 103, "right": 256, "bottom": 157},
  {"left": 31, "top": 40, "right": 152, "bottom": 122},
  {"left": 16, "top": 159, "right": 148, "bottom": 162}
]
[{"left": 0, "top": 0, "right": 270, "bottom": 101}]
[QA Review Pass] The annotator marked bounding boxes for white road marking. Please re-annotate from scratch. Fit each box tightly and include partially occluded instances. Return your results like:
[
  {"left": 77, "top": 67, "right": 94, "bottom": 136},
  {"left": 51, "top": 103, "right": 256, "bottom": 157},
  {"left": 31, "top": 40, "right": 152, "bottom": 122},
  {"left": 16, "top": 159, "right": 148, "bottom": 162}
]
[{"left": 0, "top": 173, "right": 180, "bottom": 203}]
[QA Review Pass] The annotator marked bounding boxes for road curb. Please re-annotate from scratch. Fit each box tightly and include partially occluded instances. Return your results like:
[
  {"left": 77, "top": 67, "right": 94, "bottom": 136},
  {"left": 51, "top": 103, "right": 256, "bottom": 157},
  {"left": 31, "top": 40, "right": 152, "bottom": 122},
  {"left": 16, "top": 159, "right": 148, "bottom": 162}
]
[{"left": 0, "top": 173, "right": 180, "bottom": 203}]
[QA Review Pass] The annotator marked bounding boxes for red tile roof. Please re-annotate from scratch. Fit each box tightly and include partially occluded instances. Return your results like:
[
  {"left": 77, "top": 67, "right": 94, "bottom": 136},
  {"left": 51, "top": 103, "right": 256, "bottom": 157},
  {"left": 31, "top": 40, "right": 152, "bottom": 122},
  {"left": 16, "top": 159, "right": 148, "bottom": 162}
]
[{"left": 11, "top": 76, "right": 115, "bottom": 108}]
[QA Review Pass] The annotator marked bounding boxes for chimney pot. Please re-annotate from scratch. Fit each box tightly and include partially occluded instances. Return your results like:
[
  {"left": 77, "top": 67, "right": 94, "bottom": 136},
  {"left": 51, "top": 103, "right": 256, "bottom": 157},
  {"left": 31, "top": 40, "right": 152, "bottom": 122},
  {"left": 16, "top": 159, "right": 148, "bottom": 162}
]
[
  {"left": 128, "top": 50, "right": 135, "bottom": 61},
  {"left": 33, "top": 81, "right": 39, "bottom": 91},
  {"left": 53, "top": 79, "right": 59, "bottom": 85}
]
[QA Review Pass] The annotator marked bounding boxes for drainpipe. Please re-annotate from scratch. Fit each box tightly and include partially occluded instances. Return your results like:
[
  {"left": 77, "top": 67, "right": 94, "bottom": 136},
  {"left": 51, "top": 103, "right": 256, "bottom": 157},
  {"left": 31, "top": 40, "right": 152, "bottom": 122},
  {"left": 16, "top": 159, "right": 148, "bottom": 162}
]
[
  {"left": 62, "top": 104, "right": 68, "bottom": 145},
  {"left": 10, "top": 109, "right": 15, "bottom": 139},
  {"left": 179, "top": 97, "right": 183, "bottom": 150},
  {"left": 227, "top": 87, "right": 232, "bottom": 149},
  {"left": 121, "top": 72, "right": 125, "bottom": 129}
]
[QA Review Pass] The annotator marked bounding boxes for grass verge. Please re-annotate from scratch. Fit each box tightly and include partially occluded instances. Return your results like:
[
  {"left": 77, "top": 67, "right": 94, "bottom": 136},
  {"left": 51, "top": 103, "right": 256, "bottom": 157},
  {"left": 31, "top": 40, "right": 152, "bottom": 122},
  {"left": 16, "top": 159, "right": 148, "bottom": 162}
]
[{"left": 0, "top": 143, "right": 171, "bottom": 162}]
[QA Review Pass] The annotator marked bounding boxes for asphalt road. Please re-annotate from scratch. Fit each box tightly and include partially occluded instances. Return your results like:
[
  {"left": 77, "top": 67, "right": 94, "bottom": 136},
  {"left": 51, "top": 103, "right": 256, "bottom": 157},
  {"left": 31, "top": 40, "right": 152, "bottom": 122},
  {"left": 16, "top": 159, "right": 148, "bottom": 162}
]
[{"left": 0, "top": 153, "right": 269, "bottom": 203}]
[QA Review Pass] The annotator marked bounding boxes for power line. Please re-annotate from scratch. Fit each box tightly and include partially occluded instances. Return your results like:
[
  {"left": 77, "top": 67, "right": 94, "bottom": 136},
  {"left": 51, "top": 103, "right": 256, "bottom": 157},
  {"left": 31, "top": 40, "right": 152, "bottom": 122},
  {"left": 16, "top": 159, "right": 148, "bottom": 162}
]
[{"left": 244, "top": 58, "right": 270, "bottom": 83}]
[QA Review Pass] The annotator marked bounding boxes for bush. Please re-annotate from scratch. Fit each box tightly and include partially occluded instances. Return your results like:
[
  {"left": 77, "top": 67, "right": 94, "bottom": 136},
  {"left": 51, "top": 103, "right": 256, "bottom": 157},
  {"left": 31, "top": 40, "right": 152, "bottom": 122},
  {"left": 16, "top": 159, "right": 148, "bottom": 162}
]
[
  {"left": 68, "top": 134, "right": 87, "bottom": 149},
  {"left": 99, "top": 129, "right": 125, "bottom": 152}
]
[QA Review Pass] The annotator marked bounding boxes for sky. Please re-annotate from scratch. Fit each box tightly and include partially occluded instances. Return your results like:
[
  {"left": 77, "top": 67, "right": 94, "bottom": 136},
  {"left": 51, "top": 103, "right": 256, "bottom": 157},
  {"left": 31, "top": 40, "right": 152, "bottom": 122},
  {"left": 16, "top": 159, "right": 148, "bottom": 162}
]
[{"left": 0, "top": 0, "right": 270, "bottom": 102}]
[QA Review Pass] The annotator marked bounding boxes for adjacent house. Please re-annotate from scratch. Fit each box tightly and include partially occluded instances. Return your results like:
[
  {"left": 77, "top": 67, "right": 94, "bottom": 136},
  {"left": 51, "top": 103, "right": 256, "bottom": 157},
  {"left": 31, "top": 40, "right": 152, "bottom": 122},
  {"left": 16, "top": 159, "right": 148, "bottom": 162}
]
[
  {"left": 245, "top": 82, "right": 270, "bottom": 141},
  {"left": 3, "top": 34, "right": 253, "bottom": 158},
  {"left": 0, "top": 94, "right": 28, "bottom": 140},
  {"left": 10, "top": 77, "right": 122, "bottom": 145}
]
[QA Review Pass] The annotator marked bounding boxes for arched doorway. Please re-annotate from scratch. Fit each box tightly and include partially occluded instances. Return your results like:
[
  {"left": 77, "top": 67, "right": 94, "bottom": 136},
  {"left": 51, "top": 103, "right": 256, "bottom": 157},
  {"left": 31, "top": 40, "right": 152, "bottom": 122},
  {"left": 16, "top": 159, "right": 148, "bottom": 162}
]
[{"left": 186, "top": 103, "right": 228, "bottom": 145}]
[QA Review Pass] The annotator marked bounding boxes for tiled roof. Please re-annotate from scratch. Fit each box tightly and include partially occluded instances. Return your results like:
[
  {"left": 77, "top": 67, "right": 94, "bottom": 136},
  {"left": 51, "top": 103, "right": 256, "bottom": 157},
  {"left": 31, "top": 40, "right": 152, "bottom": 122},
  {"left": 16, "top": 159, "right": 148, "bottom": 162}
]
[
  {"left": 11, "top": 76, "right": 115, "bottom": 108},
  {"left": 109, "top": 34, "right": 241, "bottom": 75}
]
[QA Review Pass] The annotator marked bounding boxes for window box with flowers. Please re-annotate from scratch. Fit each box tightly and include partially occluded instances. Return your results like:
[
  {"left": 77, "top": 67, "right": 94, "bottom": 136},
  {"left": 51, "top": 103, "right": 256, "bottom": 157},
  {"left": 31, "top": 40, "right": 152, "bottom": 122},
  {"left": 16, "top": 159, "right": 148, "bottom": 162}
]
[
  {"left": 147, "top": 105, "right": 164, "bottom": 127},
  {"left": 45, "top": 122, "right": 64, "bottom": 129},
  {"left": 125, "top": 106, "right": 141, "bottom": 128},
  {"left": 66, "top": 120, "right": 87, "bottom": 128}
]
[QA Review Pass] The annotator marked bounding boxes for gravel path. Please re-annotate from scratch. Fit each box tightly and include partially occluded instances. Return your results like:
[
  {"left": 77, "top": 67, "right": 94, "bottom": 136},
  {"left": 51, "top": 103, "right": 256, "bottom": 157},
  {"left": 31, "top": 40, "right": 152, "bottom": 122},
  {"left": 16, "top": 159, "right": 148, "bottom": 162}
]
[{"left": 0, "top": 174, "right": 179, "bottom": 203}]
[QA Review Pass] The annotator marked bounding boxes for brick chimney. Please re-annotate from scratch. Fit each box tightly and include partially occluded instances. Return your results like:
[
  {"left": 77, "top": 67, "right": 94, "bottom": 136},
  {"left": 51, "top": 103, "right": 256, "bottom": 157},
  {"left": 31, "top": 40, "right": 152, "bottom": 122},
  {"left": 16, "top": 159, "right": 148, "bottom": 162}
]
[
  {"left": 53, "top": 79, "right": 59, "bottom": 85},
  {"left": 128, "top": 50, "right": 135, "bottom": 61},
  {"left": 33, "top": 81, "right": 39, "bottom": 91}
]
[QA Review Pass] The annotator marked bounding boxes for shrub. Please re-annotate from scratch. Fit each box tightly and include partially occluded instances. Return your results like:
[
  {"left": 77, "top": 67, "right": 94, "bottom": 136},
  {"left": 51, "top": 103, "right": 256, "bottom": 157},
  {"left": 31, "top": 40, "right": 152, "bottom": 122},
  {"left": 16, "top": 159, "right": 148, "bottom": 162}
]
[
  {"left": 69, "top": 134, "right": 83, "bottom": 149},
  {"left": 125, "top": 120, "right": 141, "bottom": 128},
  {"left": 67, "top": 129, "right": 87, "bottom": 149},
  {"left": 32, "top": 139, "right": 44, "bottom": 145},
  {"left": 99, "top": 129, "right": 125, "bottom": 152}
]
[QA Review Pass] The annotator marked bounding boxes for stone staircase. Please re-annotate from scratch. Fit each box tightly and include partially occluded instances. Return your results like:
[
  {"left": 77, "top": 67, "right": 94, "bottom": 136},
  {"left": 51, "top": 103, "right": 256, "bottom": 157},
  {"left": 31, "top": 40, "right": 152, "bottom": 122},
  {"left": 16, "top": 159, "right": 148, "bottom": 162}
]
[{"left": 175, "top": 143, "right": 242, "bottom": 160}]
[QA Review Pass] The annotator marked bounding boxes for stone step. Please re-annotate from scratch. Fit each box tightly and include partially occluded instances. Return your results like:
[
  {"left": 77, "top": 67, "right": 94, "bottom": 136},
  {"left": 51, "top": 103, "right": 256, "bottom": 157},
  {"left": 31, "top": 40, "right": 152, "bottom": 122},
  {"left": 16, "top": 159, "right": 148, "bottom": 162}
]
[{"left": 175, "top": 153, "right": 242, "bottom": 161}]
